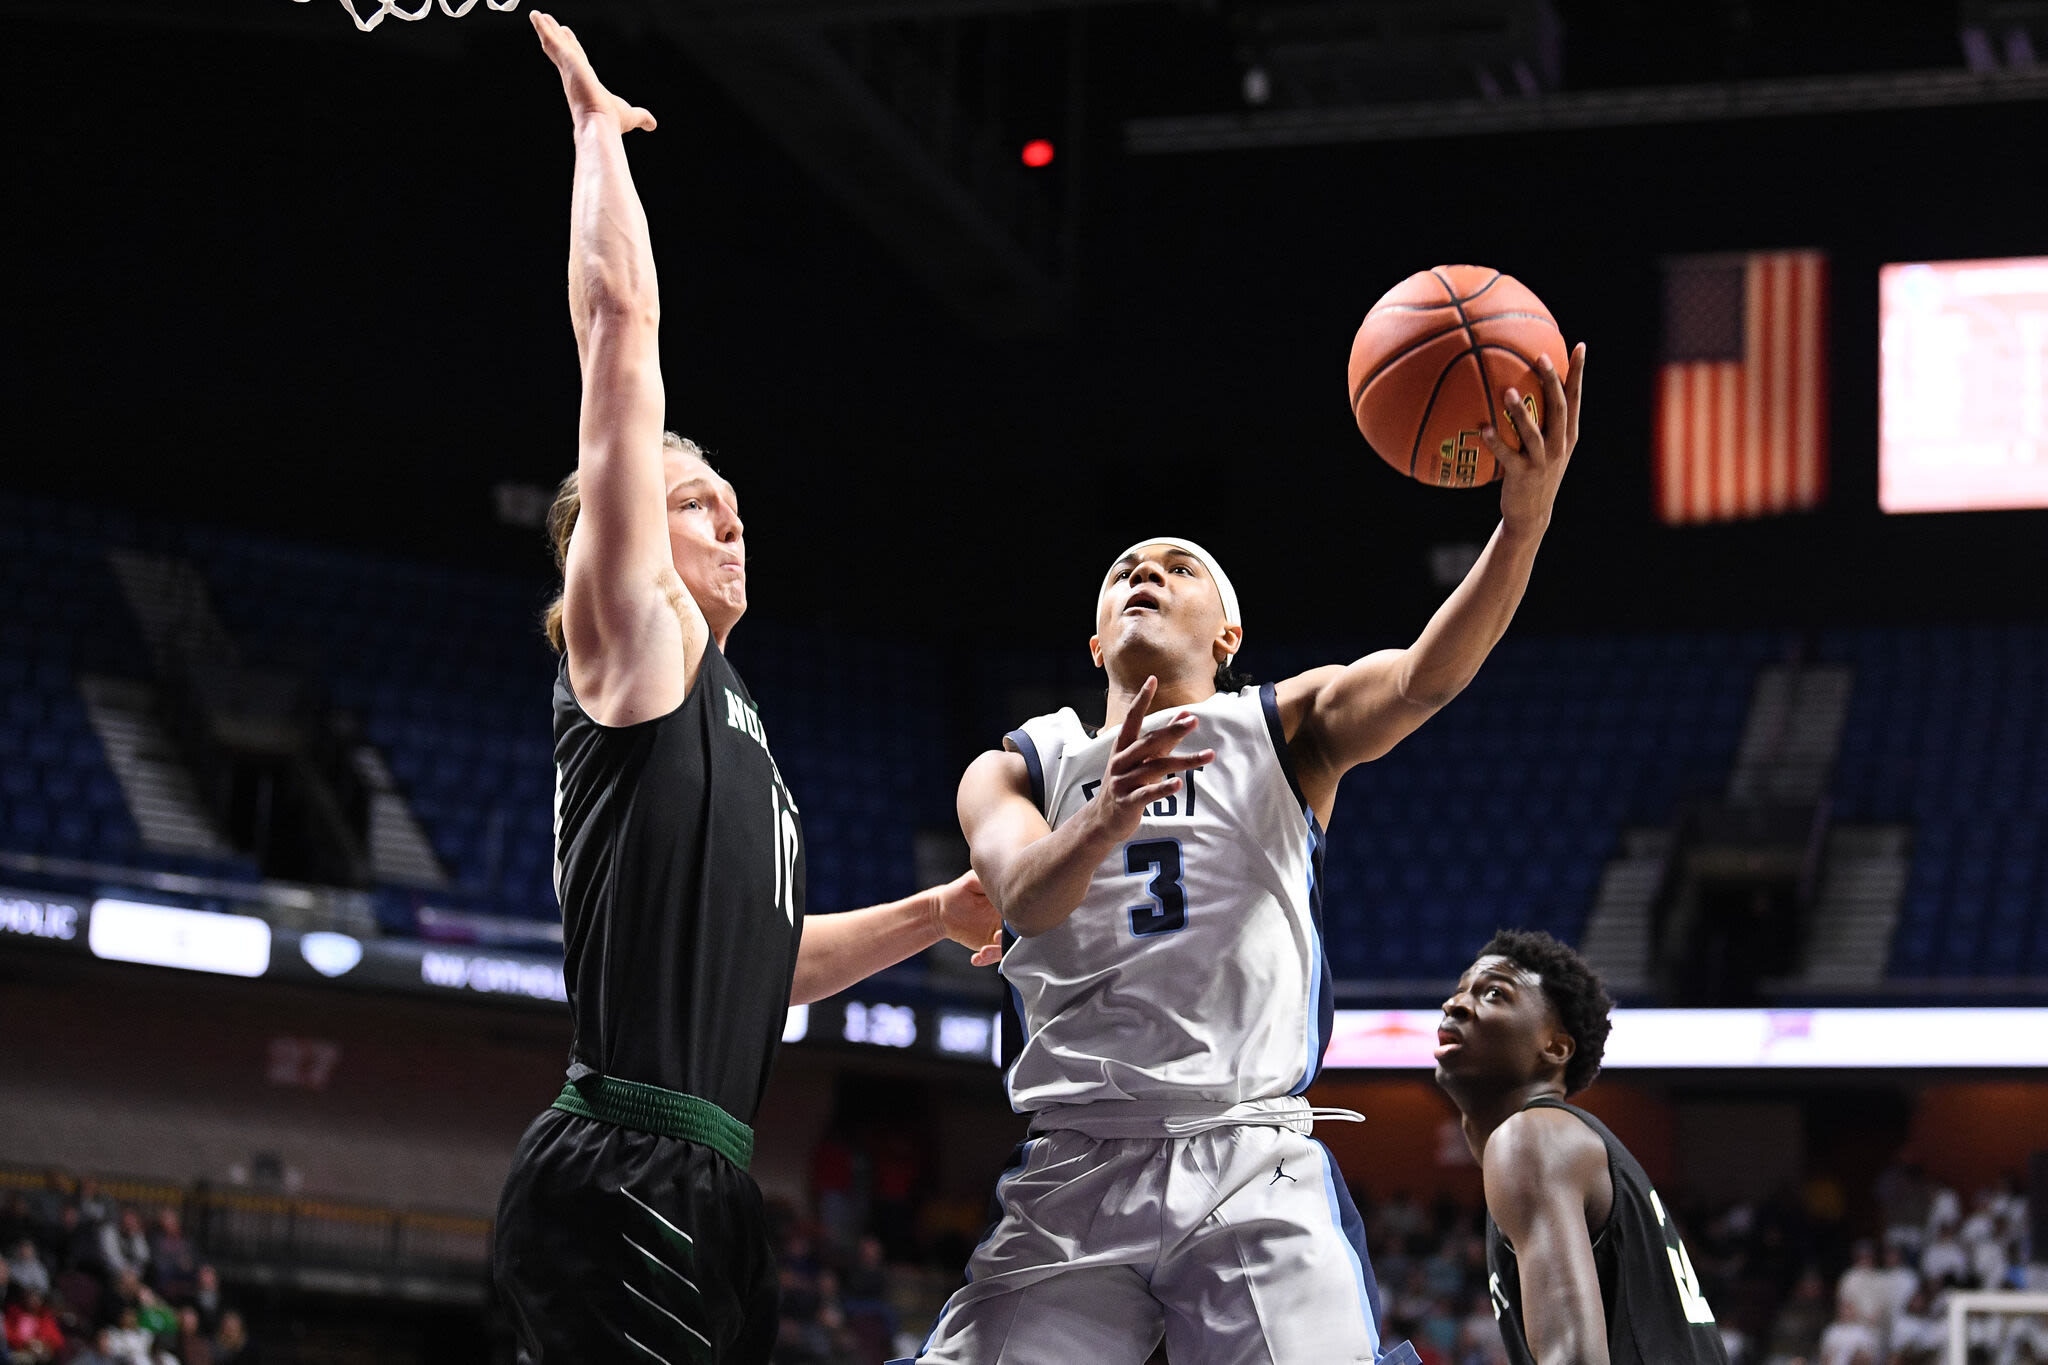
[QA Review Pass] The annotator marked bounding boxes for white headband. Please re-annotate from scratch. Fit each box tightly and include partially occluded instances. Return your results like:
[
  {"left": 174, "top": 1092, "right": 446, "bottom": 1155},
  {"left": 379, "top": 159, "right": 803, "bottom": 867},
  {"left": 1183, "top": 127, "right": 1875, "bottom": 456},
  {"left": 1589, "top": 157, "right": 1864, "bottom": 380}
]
[{"left": 1099, "top": 536, "right": 1242, "bottom": 663}]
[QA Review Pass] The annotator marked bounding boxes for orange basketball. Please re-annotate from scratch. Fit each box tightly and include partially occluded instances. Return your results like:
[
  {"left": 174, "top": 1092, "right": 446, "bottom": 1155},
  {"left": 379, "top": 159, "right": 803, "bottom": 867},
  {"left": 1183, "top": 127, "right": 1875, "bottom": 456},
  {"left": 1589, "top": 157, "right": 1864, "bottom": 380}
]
[{"left": 1347, "top": 265, "right": 1568, "bottom": 488}]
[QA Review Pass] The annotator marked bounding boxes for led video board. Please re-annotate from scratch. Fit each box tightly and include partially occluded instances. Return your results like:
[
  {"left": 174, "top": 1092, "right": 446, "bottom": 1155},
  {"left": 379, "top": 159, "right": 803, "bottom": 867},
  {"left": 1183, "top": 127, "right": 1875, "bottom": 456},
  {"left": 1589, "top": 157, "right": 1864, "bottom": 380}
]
[
  {"left": 1323, "top": 1007, "right": 2048, "bottom": 1070},
  {"left": 1879, "top": 256, "right": 2048, "bottom": 513},
  {"left": 12, "top": 889, "right": 2047, "bottom": 1070}
]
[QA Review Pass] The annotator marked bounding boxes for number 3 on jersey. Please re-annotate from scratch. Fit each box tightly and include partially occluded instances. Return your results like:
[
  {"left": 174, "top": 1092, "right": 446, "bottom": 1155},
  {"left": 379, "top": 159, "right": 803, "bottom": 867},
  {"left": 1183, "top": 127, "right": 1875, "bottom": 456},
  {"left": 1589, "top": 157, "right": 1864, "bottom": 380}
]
[{"left": 1124, "top": 839, "right": 1187, "bottom": 937}]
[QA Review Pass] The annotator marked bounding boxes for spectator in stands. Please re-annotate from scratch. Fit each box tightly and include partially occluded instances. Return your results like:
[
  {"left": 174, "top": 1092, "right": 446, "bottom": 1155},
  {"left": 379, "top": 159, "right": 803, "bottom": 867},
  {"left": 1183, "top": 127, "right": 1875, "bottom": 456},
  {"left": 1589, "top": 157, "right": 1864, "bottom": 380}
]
[
  {"left": 147, "top": 1211, "right": 196, "bottom": 1304},
  {"left": 1419, "top": 1295, "right": 1460, "bottom": 1361},
  {"left": 1924, "top": 1184, "right": 1961, "bottom": 1244},
  {"left": 1887, "top": 1286, "right": 1945, "bottom": 1365},
  {"left": 104, "top": 1270, "right": 143, "bottom": 1327},
  {"left": 1921, "top": 1225, "right": 1970, "bottom": 1287},
  {"left": 5, "top": 1240, "right": 49, "bottom": 1299},
  {"left": 1381, "top": 1190, "right": 1427, "bottom": 1244},
  {"left": 1961, "top": 1188, "right": 2016, "bottom": 1290},
  {"left": 1391, "top": 1264, "right": 1436, "bottom": 1327},
  {"left": 809, "top": 1131, "right": 860, "bottom": 1251},
  {"left": 1815, "top": 1301, "right": 1882, "bottom": 1365},
  {"left": 175, "top": 1308, "right": 214, "bottom": 1365},
  {"left": 95, "top": 1210, "right": 150, "bottom": 1285},
  {"left": 0, "top": 1197, "right": 27, "bottom": 1255},
  {"left": 1998, "top": 1311, "right": 2048, "bottom": 1365},
  {"left": 134, "top": 1286, "right": 176, "bottom": 1350},
  {"left": 73, "top": 1181, "right": 111, "bottom": 1231},
  {"left": 211, "top": 1310, "right": 253, "bottom": 1364},
  {"left": 838, "top": 1235, "right": 897, "bottom": 1348},
  {"left": 1991, "top": 1172, "right": 2028, "bottom": 1235},
  {"left": 842, "top": 1235, "right": 886, "bottom": 1303},
  {"left": 1422, "top": 1233, "right": 1469, "bottom": 1302},
  {"left": 779, "top": 1259, "right": 821, "bottom": 1320},
  {"left": 1367, "top": 1223, "right": 1414, "bottom": 1295},
  {"left": 1456, "top": 1288, "right": 1508, "bottom": 1365},
  {"left": 1931, "top": 1273, "right": 2010, "bottom": 1363},
  {"left": 1878, "top": 1245, "right": 1919, "bottom": 1323},
  {"left": 1838, "top": 1242, "right": 1896, "bottom": 1344},
  {"left": 102, "top": 1306, "right": 152, "bottom": 1365},
  {"left": 68, "top": 1326, "right": 118, "bottom": 1365},
  {"left": 1766, "top": 1267, "right": 1831, "bottom": 1365},
  {"left": 1971, "top": 1237, "right": 2013, "bottom": 1292},
  {"left": 189, "top": 1263, "right": 224, "bottom": 1337},
  {"left": 3, "top": 1285, "right": 65, "bottom": 1364}
]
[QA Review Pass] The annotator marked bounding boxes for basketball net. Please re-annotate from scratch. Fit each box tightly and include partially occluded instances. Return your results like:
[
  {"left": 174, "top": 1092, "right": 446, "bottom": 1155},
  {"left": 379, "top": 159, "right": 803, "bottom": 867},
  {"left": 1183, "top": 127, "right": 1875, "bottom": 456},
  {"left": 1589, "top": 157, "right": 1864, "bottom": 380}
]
[{"left": 294, "top": 0, "right": 521, "bottom": 34}]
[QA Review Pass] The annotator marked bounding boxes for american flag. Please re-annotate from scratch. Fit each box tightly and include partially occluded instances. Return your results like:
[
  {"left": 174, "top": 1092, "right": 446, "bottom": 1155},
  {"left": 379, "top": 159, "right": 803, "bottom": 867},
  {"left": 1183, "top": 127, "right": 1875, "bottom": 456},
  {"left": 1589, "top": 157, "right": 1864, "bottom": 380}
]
[{"left": 1654, "top": 250, "right": 1829, "bottom": 524}]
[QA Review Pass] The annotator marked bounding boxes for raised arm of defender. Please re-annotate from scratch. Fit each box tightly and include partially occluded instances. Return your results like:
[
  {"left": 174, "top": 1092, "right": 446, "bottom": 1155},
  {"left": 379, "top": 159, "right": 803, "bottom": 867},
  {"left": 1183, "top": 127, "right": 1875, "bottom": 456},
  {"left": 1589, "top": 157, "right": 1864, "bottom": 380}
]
[
  {"left": 534, "top": 13, "right": 696, "bottom": 728},
  {"left": 1280, "top": 344, "right": 1587, "bottom": 823}
]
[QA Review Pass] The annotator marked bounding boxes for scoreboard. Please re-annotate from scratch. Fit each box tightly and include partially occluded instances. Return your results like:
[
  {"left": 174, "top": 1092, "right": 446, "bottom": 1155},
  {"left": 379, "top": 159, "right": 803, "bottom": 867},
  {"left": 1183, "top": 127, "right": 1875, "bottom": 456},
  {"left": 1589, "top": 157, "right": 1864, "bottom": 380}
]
[{"left": 1880, "top": 256, "right": 2048, "bottom": 513}]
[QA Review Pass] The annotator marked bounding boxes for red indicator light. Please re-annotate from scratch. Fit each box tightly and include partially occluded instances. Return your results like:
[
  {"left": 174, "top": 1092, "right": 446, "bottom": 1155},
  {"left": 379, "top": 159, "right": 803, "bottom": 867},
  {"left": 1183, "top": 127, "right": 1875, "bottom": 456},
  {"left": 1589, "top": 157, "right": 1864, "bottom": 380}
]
[{"left": 1021, "top": 139, "right": 1055, "bottom": 168}]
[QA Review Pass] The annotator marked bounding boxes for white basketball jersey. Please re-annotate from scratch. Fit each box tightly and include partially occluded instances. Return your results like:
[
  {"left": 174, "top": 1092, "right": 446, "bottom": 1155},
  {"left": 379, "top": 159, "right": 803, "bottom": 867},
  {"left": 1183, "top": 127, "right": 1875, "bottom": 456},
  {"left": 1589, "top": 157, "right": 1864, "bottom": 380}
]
[{"left": 999, "top": 683, "right": 1333, "bottom": 1112}]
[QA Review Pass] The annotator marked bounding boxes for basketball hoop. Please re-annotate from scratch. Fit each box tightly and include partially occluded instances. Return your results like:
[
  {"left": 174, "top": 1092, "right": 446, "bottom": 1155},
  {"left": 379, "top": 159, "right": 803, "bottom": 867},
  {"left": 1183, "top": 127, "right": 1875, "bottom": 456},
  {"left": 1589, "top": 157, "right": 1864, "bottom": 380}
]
[{"left": 293, "top": 0, "right": 521, "bottom": 34}]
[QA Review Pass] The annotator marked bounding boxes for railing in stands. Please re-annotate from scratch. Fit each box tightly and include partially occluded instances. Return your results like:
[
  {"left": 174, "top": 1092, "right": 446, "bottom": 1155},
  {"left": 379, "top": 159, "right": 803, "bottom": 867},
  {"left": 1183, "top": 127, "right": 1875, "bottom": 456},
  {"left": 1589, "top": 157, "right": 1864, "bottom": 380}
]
[{"left": 0, "top": 1166, "right": 492, "bottom": 1301}]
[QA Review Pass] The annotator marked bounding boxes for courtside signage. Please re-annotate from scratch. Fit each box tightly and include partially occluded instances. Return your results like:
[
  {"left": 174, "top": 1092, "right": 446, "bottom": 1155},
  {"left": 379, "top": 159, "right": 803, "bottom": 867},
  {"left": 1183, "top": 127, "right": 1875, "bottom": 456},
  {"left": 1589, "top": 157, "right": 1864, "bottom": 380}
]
[
  {"left": 417, "top": 947, "right": 568, "bottom": 1002},
  {"left": 0, "top": 887, "right": 82, "bottom": 942},
  {"left": 299, "top": 931, "right": 365, "bottom": 978},
  {"left": 13, "top": 894, "right": 998, "bottom": 1061},
  {"left": 1322, "top": 1007, "right": 2048, "bottom": 1070},
  {"left": 86, "top": 898, "right": 272, "bottom": 978}
]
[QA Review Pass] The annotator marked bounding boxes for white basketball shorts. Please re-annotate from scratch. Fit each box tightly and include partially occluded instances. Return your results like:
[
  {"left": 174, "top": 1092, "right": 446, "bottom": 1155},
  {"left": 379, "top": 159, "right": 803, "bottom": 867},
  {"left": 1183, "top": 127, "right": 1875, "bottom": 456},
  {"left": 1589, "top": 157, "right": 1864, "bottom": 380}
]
[{"left": 889, "top": 1099, "right": 1419, "bottom": 1365}]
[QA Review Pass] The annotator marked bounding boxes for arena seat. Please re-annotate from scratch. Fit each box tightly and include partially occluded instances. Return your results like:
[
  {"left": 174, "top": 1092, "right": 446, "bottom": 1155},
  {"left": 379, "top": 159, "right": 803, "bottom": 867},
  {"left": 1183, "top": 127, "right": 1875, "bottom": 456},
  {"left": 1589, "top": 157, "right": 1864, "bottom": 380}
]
[
  {"left": 0, "top": 503, "right": 147, "bottom": 866},
  {"left": 1823, "top": 625, "right": 2048, "bottom": 978},
  {"left": 181, "top": 532, "right": 952, "bottom": 924},
  {"left": 1311, "top": 631, "right": 1782, "bottom": 980},
  {"left": 6, "top": 495, "right": 2042, "bottom": 987}
]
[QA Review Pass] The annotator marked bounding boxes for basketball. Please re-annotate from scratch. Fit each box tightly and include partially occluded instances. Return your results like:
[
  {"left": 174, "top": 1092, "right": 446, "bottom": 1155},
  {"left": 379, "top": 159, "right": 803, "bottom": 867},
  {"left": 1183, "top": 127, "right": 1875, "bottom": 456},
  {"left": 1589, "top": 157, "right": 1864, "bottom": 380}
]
[{"left": 1347, "top": 265, "right": 1569, "bottom": 488}]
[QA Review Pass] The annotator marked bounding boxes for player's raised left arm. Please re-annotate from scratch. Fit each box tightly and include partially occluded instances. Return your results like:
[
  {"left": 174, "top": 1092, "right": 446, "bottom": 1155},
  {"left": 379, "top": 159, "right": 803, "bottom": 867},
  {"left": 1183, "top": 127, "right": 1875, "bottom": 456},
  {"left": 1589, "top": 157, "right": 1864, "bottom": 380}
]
[
  {"left": 1287, "top": 345, "right": 1586, "bottom": 796},
  {"left": 1483, "top": 1105, "right": 1612, "bottom": 1365}
]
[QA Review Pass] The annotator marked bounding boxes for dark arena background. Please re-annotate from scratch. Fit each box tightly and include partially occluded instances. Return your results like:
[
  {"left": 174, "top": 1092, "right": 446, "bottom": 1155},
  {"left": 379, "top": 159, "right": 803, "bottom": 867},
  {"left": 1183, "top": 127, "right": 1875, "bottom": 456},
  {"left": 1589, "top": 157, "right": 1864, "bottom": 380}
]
[{"left": 3, "top": 1, "right": 2046, "bottom": 1362}]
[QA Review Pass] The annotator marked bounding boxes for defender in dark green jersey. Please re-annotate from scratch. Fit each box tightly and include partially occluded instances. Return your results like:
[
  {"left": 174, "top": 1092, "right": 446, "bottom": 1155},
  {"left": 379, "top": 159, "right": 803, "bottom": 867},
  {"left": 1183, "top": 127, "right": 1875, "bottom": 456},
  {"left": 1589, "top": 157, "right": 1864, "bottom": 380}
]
[
  {"left": 496, "top": 17, "right": 1003, "bottom": 1363},
  {"left": 1433, "top": 931, "right": 1728, "bottom": 1365}
]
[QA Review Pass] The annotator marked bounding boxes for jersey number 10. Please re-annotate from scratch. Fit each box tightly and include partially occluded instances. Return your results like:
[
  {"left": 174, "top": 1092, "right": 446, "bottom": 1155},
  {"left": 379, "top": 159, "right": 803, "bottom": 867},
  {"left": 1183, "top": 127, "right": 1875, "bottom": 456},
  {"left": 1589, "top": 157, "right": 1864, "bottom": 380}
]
[{"left": 771, "top": 778, "right": 800, "bottom": 925}]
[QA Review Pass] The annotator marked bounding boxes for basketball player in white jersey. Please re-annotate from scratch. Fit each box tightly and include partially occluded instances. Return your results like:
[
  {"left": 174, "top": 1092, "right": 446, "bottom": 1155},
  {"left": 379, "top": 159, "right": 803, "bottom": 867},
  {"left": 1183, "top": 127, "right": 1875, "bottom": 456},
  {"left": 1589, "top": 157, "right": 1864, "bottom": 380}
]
[{"left": 898, "top": 344, "right": 1587, "bottom": 1365}]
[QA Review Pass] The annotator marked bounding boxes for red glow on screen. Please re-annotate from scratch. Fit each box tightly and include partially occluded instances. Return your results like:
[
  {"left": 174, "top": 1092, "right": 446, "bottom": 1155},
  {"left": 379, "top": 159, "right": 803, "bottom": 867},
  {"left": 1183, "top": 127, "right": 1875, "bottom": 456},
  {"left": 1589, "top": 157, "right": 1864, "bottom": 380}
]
[
  {"left": 1020, "top": 139, "right": 1055, "bottom": 169},
  {"left": 1880, "top": 256, "right": 2048, "bottom": 513}
]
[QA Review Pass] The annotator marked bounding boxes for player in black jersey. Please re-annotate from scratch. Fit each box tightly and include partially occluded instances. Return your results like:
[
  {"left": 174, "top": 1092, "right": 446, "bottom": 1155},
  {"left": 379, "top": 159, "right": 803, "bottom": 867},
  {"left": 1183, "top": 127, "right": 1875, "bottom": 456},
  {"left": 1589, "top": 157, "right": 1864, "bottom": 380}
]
[
  {"left": 1433, "top": 930, "right": 1728, "bottom": 1365},
  {"left": 495, "top": 17, "right": 1004, "bottom": 1364}
]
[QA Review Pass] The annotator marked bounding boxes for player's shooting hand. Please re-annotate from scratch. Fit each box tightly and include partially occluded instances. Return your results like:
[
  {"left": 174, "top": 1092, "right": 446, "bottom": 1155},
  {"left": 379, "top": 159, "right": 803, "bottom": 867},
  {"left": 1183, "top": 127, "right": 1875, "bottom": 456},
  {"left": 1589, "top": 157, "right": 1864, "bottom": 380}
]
[
  {"left": 1088, "top": 676, "right": 1216, "bottom": 843},
  {"left": 933, "top": 870, "right": 1004, "bottom": 967},
  {"left": 1485, "top": 342, "right": 1586, "bottom": 536},
  {"left": 532, "top": 11, "right": 656, "bottom": 135}
]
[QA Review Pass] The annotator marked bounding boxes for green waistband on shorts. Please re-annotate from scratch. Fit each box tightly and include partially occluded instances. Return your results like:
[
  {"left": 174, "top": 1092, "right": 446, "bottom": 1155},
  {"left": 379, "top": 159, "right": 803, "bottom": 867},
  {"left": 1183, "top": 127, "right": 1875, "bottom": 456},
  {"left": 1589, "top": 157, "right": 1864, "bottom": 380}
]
[{"left": 551, "top": 1075, "right": 754, "bottom": 1171}]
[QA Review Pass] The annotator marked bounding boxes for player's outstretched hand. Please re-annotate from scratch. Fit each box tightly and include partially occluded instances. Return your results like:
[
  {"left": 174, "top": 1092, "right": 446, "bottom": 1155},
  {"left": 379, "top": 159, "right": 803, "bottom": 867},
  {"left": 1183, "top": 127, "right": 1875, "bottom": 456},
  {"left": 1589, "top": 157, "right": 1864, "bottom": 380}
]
[
  {"left": 1087, "top": 676, "right": 1216, "bottom": 843},
  {"left": 1484, "top": 342, "right": 1586, "bottom": 535},
  {"left": 932, "top": 870, "right": 1003, "bottom": 967},
  {"left": 531, "top": 11, "right": 655, "bottom": 135}
]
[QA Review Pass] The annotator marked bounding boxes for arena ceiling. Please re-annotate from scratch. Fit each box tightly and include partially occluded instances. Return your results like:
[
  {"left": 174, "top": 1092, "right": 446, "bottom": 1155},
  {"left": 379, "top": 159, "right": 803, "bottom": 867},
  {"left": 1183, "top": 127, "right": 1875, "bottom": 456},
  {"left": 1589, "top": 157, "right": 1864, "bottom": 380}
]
[
  {"left": 6, "top": 0, "right": 2045, "bottom": 642},
  {"left": 12, "top": 0, "right": 2044, "bottom": 335}
]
